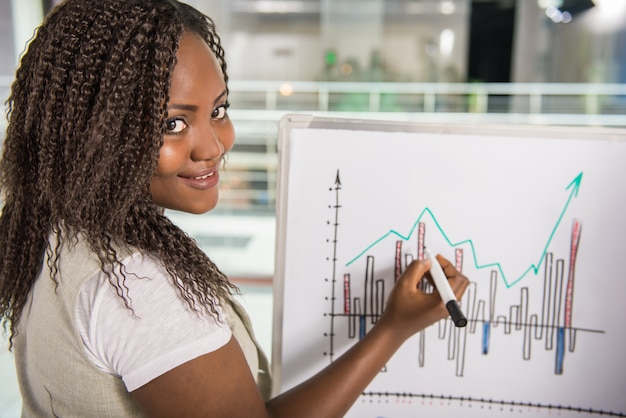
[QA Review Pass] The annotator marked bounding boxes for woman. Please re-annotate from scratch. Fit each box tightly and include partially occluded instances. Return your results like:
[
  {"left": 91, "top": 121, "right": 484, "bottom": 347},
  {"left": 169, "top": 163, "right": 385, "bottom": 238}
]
[{"left": 0, "top": 0, "right": 469, "bottom": 416}]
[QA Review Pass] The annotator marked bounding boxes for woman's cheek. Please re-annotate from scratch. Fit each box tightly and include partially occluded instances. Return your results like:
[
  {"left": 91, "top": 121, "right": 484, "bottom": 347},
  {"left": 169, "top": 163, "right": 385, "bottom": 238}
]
[{"left": 156, "top": 141, "right": 185, "bottom": 175}]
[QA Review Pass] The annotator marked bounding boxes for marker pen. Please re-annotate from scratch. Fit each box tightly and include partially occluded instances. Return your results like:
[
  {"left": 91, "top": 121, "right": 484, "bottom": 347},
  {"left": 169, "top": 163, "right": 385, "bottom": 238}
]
[{"left": 424, "top": 248, "right": 467, "bottom": 327}]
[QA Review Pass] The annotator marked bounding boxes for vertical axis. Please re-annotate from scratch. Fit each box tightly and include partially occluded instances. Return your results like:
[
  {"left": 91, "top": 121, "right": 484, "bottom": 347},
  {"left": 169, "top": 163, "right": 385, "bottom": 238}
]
[{"left": 328, "top": 170, "right": 342, "bottom": 363}]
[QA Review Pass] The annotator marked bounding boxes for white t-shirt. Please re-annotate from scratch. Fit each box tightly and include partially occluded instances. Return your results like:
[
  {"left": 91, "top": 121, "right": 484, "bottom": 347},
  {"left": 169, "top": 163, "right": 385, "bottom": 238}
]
[{"left": 75, "top": 252, "right": 232, "bottom": 391}]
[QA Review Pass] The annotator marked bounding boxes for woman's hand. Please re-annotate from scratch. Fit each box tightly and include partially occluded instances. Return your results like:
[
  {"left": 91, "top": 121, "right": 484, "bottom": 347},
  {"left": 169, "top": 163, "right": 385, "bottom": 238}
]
[{"left": 377, "top": 253, "right": 470, "bottom": 342}]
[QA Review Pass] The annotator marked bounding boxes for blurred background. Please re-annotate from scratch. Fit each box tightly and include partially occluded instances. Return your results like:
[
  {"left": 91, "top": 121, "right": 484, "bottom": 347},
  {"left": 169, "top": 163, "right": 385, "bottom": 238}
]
[
  {"left": 0, "top": 1, "right": 625, "bottom": 415},
  {"left": 2, "top": 0, "right": 626, "bottom": 223}
]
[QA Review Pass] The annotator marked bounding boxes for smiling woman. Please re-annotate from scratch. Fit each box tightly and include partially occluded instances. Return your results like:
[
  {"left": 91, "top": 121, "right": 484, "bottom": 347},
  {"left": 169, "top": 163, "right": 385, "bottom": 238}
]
[
  {"left": 0, "top": 0, "right": 468, "bottom": 417},
  {"left": 150, "top": 32, "right": 235, "bottom": 215}
]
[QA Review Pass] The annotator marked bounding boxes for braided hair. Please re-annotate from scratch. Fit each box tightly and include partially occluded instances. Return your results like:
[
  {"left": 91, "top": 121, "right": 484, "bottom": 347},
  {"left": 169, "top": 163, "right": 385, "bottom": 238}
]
[{"left": 0, "top": 0, "right": 236, "bottom": 345}]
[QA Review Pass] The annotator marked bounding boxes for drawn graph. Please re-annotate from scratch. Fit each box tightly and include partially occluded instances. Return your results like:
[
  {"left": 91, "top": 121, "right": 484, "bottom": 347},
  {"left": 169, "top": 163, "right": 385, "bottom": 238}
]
[
  {"left": 331, "top": 172, "right": 599, "bottom": 380},
  {"left": 276, "top": 125, "right": 626, "bottom": 418}
]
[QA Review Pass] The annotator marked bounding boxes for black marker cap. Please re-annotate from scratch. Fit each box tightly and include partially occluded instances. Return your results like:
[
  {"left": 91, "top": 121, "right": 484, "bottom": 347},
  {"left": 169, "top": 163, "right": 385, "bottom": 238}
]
[{"left": 446, "top": 300, "right": 468, "bottom": 327}]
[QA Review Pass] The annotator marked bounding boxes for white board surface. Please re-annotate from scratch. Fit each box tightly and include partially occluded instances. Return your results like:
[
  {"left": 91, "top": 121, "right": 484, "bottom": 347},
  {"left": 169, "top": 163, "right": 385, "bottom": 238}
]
[{"left": 272, "top": 114, "right": 626, "bottom": 418}]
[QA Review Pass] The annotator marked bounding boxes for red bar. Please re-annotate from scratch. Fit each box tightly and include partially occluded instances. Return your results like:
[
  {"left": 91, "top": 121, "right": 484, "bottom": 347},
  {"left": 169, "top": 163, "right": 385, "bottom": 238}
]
[
  {"left": 343, "top": 273, "right": 351, "bottom": 314},
  {"left": 564, "top": 219, "right": 581, "bottom": 328}
]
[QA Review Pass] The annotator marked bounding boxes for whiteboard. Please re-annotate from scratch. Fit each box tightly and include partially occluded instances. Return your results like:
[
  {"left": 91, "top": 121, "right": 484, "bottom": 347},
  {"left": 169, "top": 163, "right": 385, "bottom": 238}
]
[{"left": 272, "top": 114, "right": 626, "bottom": 418}]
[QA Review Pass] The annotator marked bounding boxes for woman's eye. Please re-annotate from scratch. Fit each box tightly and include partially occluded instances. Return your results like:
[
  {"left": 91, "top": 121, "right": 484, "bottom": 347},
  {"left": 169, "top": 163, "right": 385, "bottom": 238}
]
[
  {"left": 165, "top": 118, "right": 187, "bottom": 134},
  {"left": 212, "top": 103, "right": 230, "bottom": 120}
]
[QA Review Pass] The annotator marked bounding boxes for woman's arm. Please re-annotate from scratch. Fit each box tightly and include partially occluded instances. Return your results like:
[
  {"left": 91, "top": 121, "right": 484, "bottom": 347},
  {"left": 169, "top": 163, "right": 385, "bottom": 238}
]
[
  {"left": 265, "top": 254, "right": 468, "bottom": 417},
  {"left": 131, "top": 254, "right": 469, "bottom": 417},
  {"left": 131, "top": 337, "right": 269, "bottom": 417}
]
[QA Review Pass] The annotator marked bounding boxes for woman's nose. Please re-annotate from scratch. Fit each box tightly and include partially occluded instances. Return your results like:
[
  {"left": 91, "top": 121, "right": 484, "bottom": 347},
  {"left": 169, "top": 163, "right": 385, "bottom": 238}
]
[{"left": 190, "top": 124, "right": 224, "bottom": 161}]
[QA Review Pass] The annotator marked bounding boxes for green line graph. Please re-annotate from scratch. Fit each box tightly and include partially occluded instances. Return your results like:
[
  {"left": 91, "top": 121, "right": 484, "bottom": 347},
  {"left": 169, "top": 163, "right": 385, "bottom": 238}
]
[{"left": 345, "top": 172, "right": 583, "bottom": 288}]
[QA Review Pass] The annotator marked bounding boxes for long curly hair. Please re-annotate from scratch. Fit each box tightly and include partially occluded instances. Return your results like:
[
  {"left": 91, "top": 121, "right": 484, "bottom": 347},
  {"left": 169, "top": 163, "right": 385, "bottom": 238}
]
[{"left": 0, "top": 0, "right": 237, "bottom": 344}]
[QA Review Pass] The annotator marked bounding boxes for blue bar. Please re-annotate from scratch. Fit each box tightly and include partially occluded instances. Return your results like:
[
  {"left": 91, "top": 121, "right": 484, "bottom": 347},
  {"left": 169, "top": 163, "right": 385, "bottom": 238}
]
[
  {"left": 482, "top": 322, "right": 490, "bottom": 354},
  {"left": 555, "top": 327, "right": 565, "bottom": 374},
  {"left": 359, "top": 315, "right": 366, "bottom": 340}
]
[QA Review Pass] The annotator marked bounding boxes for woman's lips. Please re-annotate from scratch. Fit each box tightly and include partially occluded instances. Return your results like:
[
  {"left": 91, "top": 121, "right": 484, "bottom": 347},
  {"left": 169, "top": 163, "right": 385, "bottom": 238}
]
[{"left": 179, "top": 169, "right": 220, "bottom": 189}]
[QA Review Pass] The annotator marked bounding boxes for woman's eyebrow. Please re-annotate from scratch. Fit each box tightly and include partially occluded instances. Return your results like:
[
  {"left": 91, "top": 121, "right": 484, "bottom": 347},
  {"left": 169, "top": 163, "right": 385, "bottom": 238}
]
[
  {"left": 167, "top": 103, "right": 198, "bottom": 111},
  {"left": 214, "top": 89, "right": 227, "bottom": 105},
  {"left": 167, "top": 90, "right": 227, "bottom": 111}
]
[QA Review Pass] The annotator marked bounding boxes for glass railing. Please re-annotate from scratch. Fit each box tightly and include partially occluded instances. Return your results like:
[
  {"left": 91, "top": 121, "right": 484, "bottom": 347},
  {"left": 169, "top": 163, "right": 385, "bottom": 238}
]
[{"left": 228, "top": 80, "right": 626, "bottom": 116}]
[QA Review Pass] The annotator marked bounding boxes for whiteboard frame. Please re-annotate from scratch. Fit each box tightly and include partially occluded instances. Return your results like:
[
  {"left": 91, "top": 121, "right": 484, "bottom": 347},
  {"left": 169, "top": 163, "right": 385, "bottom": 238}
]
[{"left": 271, "top": 113, "right": 625, "bottom": 396}]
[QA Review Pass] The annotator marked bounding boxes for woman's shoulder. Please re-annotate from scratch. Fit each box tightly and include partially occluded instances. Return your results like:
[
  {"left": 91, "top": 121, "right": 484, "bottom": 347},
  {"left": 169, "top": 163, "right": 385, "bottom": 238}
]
[{"left": 77, "top": 249, "right": 232, "bottom": 392}]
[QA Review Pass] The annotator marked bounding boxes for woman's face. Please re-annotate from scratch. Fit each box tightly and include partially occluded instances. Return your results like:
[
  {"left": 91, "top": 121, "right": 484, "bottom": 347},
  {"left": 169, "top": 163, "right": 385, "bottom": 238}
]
[{"left": 150, "top": 32, "right": 234, "bottom": 214}]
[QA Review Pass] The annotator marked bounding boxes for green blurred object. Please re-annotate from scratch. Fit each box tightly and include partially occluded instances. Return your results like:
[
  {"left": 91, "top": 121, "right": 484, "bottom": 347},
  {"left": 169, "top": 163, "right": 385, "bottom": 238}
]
[{"left": 324, "top": 49, "right": 337, "bottom": 67}]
